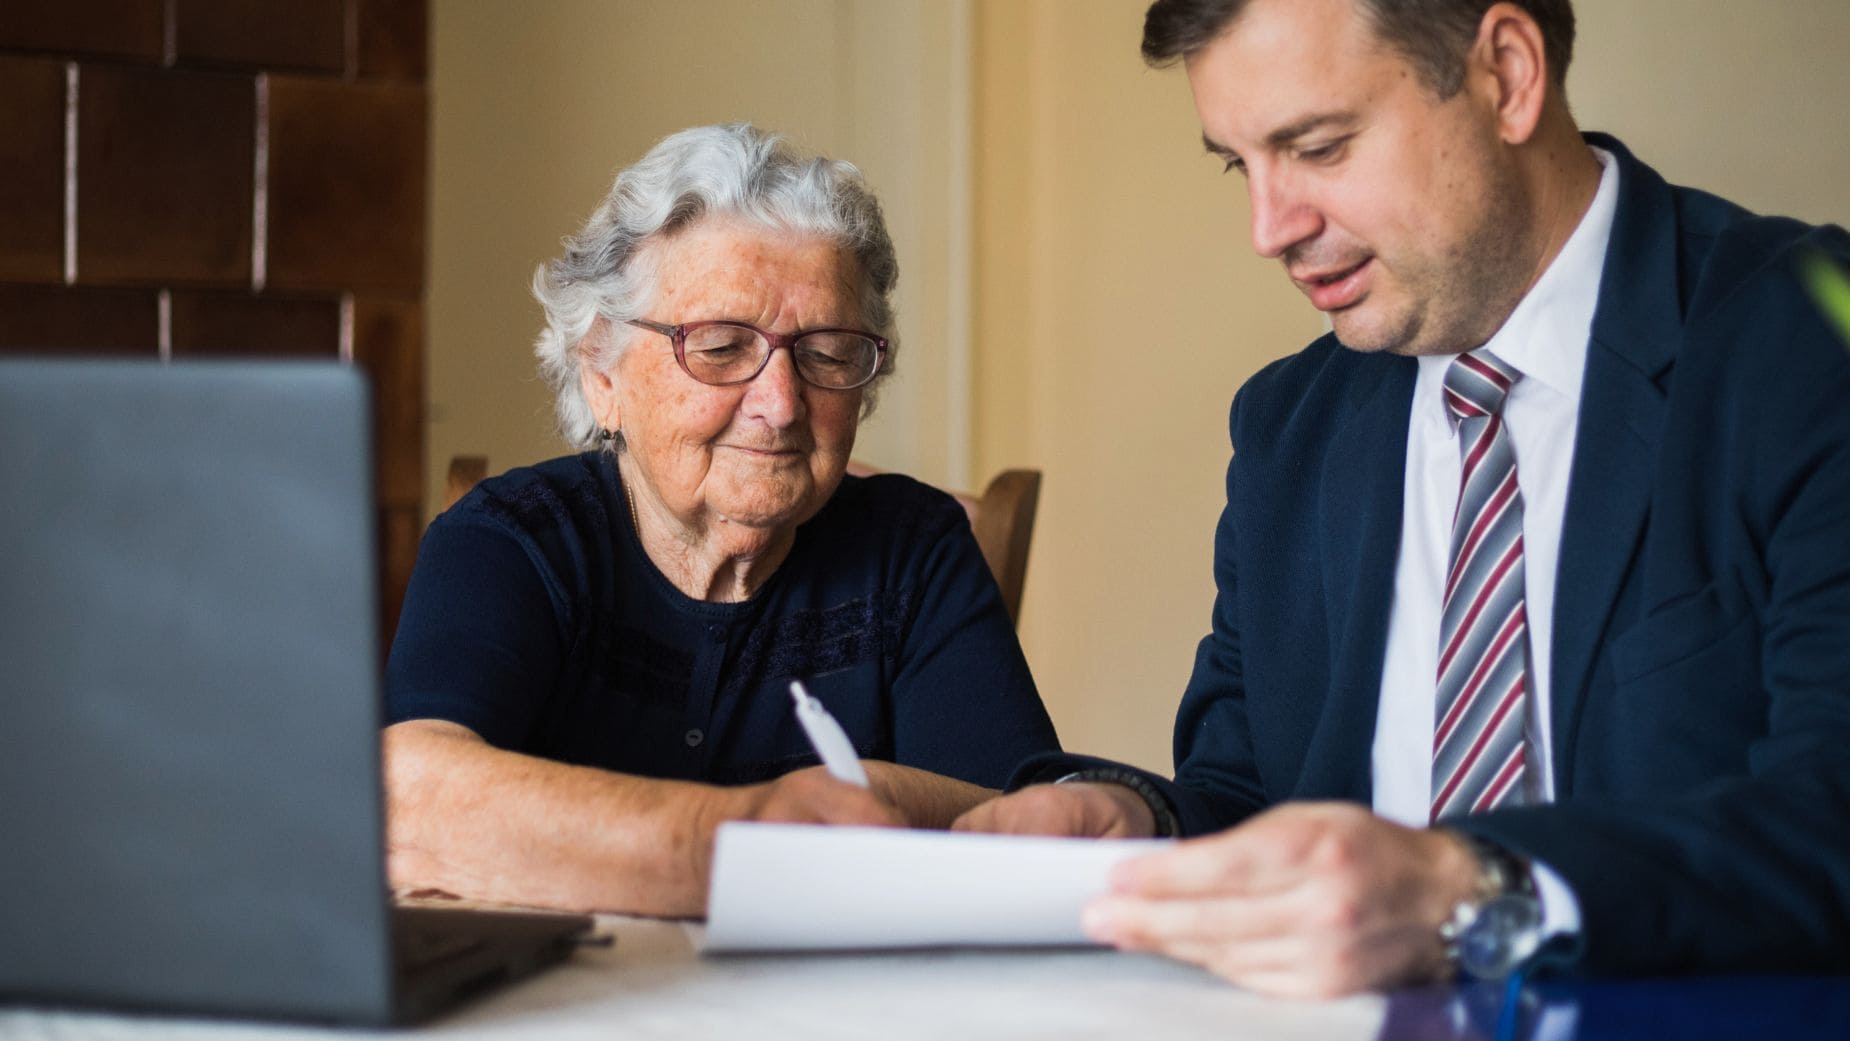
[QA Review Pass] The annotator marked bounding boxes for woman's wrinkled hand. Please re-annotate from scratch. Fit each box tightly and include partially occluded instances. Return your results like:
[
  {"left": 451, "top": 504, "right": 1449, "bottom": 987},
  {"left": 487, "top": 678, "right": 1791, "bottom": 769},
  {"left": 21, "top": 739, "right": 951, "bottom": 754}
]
[{"left": 735, "top": 765, "right": 908, "bottom": 829}]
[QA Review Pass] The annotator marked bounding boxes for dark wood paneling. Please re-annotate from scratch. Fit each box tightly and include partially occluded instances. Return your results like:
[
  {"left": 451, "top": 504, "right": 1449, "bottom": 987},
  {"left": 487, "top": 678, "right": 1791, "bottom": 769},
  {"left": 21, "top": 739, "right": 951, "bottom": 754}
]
[
  {"left": 0, "top": 284, "right": 158, "bottom": 353},
  {"left": 357, "top": 0, "right": 426, "bottom": 81},
  {"left": 169, "top": 290, "right": 341, "bottom": 357},
  {"left": 379, "top": 504, "right": 421, "bottom": 643},
  {"left": 76, "top": 64, "right": 254, "bottom": 286},
  {"left": 357, "top": 294, "right": 425, "bottom": 645},
  {"left": 4, "top": 3, "right": 427, "bottom": 628},
  {"left": 0, "top": 0, "right": 164, "bottom": 63},
  {"left": 266, "top": 77, "right": 426, "bottom": 292},
  {"left": 0, "top": 56, "right": 67, "bottom": 283},
  {"left": 351, "top": 295, "right": 424, "bottom": 505},
  {"left": 174, "top": 0, "right": 344, "bottom": 74}
]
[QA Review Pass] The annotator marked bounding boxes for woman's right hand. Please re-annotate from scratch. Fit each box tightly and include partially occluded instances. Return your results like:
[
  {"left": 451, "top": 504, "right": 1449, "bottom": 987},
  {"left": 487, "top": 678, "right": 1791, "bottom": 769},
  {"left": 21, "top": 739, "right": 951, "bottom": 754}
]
[
  {"left": 385, "top": 723, "right": 907, "bottom": 919},
  {"left": 731, "top": 765, "right": 907, "bottom": 828},
  {"left": 681, "top": 767, "right": 903, "bottom": 915}
]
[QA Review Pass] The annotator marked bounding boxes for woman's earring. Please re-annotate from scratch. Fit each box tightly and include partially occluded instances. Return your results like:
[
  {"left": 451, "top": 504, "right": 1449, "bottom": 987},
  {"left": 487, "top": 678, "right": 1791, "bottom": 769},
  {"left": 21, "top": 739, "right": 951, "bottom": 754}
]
[{"left": 597, "top": 417, "right": 624, "bottom": 451}]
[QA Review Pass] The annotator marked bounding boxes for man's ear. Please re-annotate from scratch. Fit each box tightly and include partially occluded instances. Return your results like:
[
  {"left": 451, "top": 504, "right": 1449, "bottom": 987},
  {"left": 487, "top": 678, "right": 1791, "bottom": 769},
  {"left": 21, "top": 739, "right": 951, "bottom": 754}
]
[{"left": 1468, "top": 2, "right": 1550, "bottom": 145}]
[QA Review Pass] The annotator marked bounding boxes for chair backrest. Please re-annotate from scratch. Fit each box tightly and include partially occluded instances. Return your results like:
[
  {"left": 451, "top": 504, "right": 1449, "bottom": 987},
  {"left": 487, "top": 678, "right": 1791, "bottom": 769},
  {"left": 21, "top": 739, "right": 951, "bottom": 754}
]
[
  {"left": 442, "top": 456, "right": 1042, "bottom": 626},
  {"left": 444, "top": 455, "right": 489, "bottom": 511},
  {"left": 963, "top": 469, "right": 1041, "bottom": 627}
]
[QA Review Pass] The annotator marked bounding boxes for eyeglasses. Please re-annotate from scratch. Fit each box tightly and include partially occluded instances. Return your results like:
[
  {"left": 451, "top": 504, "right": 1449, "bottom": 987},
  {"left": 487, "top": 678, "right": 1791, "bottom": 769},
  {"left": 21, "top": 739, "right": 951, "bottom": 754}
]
[{"left": 626, "top": 319, "right": 888, "bottom": 391}]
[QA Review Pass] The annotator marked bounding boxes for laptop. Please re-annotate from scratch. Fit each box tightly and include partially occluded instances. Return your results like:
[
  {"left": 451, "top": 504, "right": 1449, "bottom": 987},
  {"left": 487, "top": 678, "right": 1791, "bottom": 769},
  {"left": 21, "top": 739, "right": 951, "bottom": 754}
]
[{"left": 0, "top": 359, "right": 593, "bottom": 1025}]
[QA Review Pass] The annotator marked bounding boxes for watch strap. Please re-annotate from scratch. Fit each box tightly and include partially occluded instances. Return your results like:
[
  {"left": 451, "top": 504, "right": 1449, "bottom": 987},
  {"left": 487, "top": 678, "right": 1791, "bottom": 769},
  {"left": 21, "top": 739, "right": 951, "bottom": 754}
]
[
  {"left": 1454, "top": 830, "right": 1536, "bottom": 902},
  {"left": 1438, "top": 830, "right": 1542, "bottom": 978},
  {"left": 1054, "top": 767, "right": 1181, "bottom": 838}
]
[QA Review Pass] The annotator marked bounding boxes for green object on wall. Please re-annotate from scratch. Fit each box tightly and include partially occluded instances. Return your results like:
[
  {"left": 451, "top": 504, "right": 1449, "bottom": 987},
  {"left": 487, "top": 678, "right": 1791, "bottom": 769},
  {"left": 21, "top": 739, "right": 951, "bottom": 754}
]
[{"left": 1800, "top": 252, "right": 1850, "bottom": 346}]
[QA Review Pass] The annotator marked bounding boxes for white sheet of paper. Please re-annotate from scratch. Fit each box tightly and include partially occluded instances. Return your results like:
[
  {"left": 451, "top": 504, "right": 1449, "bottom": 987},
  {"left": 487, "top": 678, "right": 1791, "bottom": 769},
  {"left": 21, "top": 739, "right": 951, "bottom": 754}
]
[{"left": 701, "top": 822, "right": 1171, "bottom": 952}]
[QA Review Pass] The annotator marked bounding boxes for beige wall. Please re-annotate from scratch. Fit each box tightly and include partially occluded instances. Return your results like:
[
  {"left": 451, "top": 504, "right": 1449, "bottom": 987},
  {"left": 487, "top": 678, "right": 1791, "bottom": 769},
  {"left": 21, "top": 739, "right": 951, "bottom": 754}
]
[
  {"left": 433, "top": 1, "right": 1850, "bottom": 774},
  {"left": 1572, "top": 1, "right": 1850, "bottom": 227},
  {"left": 972, "top": 1, "right": 1324, "bottom": 770}
]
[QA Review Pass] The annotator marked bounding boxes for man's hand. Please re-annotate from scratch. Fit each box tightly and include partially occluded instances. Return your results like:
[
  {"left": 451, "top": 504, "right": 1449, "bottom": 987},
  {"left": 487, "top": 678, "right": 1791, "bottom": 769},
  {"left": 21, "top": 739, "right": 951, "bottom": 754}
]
[
  {"left": 1081, "top": 802, "right": 1480, "bottom": 998},
  {"left": 949, "top": 782, "right": 1156, "bottom": 838}
]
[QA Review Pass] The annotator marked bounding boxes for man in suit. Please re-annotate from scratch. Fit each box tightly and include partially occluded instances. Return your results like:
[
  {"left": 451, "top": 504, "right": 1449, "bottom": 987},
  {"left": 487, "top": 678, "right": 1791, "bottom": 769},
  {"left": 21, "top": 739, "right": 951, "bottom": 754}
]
[{"left": 954, "top": 0, "right": 1850, "bottom": 996}]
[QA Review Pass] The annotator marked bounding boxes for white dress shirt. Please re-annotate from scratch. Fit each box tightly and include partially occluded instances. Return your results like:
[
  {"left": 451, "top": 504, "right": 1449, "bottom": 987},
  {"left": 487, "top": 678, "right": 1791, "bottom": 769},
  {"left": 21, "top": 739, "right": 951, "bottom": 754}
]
[{"left": 1370, "top": 149, "right": 1620, "bottom": 934}]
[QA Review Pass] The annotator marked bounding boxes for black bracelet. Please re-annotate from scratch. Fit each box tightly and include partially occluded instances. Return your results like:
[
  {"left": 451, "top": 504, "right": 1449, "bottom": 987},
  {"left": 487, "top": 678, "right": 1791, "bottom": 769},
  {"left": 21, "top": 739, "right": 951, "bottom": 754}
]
[{"left": 1055, "top": 767, "right": 1182, "bottom": 838}]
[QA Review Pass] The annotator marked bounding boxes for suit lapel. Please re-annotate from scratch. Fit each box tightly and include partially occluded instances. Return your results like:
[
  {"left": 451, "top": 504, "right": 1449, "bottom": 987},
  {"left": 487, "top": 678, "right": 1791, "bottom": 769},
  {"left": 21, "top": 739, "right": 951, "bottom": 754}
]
[
  {"left": 1550, "top": 136, "right": 1680, "bottom": 792},
  {"left": 1307, "top": 351, "right": 1417, "bottom": 802}
]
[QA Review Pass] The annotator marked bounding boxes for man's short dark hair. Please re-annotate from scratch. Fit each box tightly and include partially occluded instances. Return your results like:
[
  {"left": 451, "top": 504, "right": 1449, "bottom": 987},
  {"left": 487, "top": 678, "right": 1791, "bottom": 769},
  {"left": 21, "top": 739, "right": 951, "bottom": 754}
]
[{"left": 1142, "top": 0, "right": 1575, "bottom": 97}]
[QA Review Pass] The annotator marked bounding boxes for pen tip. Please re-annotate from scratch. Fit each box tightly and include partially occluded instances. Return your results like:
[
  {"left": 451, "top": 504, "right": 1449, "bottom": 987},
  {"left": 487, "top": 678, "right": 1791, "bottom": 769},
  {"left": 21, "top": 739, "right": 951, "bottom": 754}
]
[{"left": 788, "top": 680, "right": 807, "bottom": 705}]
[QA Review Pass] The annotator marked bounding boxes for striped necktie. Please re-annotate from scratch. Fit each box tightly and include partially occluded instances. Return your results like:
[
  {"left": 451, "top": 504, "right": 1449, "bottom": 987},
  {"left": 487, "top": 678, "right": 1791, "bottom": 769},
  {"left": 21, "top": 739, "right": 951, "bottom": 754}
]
[{"left": 1431, "top": 349, "right": 1531, "bottom": 821}]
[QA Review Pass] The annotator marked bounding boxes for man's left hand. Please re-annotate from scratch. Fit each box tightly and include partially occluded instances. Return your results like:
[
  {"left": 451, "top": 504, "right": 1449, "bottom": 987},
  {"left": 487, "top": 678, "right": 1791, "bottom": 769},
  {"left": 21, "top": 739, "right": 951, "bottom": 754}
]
[{"left": 1082, "top": 802, "right": 1481, "bottom": 998}]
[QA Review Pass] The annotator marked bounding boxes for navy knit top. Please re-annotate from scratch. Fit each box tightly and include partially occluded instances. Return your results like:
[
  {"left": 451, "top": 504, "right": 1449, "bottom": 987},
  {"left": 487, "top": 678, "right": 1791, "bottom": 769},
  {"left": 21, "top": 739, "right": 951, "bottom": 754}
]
[{"left": 385, "top": 452, "right": 1058, "bottom": 789}]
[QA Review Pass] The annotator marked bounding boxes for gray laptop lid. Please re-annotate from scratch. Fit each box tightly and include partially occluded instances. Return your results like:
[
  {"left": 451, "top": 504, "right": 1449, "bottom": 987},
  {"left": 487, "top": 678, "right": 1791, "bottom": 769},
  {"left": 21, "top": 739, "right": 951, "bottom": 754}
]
[{"left": 0, "top": 360, "right": 396, "bottom": 1021}]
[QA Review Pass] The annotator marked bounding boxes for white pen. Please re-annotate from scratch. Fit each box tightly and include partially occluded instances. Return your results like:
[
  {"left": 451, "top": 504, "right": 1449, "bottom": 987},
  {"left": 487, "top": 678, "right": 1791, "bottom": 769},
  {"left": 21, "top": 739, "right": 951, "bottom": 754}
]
[{"left": 788, "top": 680, "right": 870, "bottom": 787}]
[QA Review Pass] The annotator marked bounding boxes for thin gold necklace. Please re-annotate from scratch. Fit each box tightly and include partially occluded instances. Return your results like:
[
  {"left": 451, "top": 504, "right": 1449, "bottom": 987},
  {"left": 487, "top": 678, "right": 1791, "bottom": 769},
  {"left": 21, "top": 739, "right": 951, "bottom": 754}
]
[{"left": 622, "top": 470, "right": 640, "bottom": 535}]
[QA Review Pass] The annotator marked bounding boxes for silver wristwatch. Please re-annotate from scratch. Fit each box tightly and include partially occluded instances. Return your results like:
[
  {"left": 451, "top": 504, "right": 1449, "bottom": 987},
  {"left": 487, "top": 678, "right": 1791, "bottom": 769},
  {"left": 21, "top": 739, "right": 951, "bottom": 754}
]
[{"left": 1437, "top": 831, "right": 1544, "bottom": 980}]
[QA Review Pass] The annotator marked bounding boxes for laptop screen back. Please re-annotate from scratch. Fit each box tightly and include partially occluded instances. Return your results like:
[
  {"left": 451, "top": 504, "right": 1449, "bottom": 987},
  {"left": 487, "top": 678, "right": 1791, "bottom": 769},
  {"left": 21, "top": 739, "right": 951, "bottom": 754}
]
[{"left": 0, "top": 360, "right": 398, "bottom": 1022}]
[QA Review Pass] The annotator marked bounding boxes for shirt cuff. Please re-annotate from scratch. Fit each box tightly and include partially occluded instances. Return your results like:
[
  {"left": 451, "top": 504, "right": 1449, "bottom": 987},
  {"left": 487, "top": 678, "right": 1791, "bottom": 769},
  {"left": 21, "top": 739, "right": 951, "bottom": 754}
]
[{"left": 1529, "top": 856, "right": 1584, "bottom": 939}]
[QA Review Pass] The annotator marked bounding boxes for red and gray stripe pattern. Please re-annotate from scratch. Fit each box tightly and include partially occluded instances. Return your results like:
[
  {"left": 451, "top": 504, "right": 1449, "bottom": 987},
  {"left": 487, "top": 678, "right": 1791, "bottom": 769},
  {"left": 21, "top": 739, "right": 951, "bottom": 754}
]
[{"left": 1431, "top": 349, "right": 1531, "bottom": 822}]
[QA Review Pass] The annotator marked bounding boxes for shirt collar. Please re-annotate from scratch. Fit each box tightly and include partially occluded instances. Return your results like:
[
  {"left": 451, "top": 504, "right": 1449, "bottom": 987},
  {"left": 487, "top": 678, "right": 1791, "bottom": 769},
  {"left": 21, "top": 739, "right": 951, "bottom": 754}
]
[{"left": 1419, "top": 146, "right": 1620, "bottom": 412}]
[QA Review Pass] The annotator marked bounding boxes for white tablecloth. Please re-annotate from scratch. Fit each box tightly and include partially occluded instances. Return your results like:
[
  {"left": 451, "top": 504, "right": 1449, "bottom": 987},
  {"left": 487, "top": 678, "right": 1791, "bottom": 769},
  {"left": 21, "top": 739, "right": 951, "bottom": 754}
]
[{"left": 0, "top": 916, "right": 1387, "bottom": 1040}]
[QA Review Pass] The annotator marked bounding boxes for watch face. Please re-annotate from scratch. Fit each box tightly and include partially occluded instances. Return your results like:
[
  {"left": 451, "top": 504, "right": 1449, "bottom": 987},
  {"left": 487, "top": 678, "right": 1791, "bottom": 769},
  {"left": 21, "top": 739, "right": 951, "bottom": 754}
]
[{"left": 1459, "top": 894, "right": 1544, "bottom": 980}]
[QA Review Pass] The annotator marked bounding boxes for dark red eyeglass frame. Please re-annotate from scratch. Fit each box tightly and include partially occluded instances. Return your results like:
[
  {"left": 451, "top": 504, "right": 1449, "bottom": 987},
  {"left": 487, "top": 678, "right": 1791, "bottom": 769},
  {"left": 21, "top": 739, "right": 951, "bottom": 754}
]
[{"left": 626, "top": 318, "right": 888, "bottom": 390}]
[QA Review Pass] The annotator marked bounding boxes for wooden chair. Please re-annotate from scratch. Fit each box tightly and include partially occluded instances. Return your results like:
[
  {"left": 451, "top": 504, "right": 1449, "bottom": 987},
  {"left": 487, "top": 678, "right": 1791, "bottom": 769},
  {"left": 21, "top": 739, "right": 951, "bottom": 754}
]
[
  {"left": 443, "top": 455, "right": 489, "bottom": 511},
  {"left": 955, "top": 469, "right": 1042, "bottom": 628},
  {"left": 444, "top": 456, "right": 1041, "bottom": 626}
]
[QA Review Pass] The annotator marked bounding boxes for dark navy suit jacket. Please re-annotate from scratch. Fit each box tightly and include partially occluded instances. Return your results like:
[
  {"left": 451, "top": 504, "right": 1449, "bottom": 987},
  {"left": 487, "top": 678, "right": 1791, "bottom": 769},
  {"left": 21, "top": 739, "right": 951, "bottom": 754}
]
[{"left": 1025, "top": 136, "right": 1850, "bottom": 975}]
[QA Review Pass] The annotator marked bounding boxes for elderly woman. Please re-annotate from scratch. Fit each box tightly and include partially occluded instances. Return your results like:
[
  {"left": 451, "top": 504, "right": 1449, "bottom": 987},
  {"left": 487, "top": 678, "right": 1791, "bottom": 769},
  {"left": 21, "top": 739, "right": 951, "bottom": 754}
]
[{"left": 383, "top": 123, "right": 1058, "bottom": 917}]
